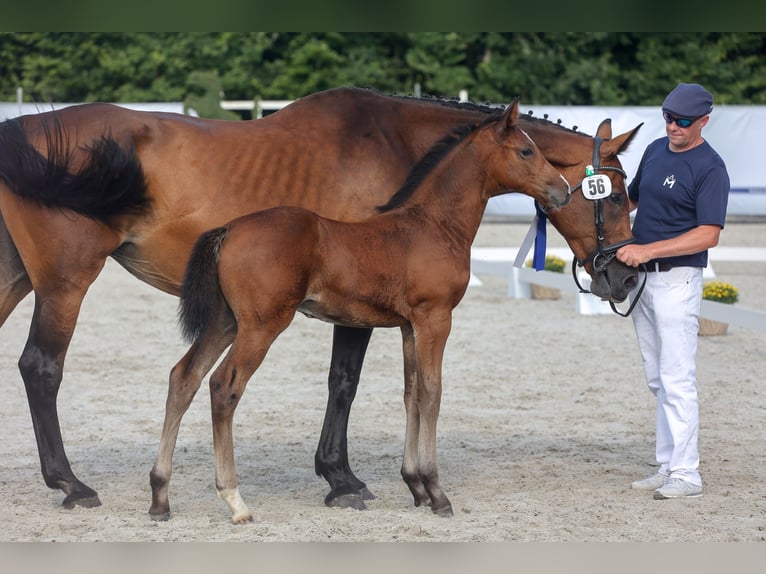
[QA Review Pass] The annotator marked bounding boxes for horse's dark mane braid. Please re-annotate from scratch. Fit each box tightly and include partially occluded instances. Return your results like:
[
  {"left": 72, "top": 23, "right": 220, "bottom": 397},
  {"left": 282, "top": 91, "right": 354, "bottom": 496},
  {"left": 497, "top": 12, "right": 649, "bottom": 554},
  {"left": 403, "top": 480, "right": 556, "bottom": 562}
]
[
  {"left": 389, "top": 90, "right": 587, "bottom": 136},
  {"left": 375, "top": 110, "right": 503, "bottom": 214},
  {"left": 396, "top": 91, "right": 502, "bottom": 115}
]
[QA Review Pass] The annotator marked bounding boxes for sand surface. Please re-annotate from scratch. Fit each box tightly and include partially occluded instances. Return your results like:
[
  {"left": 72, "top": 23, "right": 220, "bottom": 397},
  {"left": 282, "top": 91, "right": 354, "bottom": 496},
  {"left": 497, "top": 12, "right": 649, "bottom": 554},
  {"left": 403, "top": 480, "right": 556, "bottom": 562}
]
[{"left": 2, "top": 220, "right": 765, "bottom": 542}]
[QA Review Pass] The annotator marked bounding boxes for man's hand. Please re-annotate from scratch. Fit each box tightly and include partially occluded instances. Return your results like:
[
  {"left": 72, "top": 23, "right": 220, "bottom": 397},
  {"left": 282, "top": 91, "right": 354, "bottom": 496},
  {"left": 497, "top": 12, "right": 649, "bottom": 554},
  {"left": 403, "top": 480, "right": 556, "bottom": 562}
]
[{"left": 617, "top": 244, "right": 652, "bottom": 267}]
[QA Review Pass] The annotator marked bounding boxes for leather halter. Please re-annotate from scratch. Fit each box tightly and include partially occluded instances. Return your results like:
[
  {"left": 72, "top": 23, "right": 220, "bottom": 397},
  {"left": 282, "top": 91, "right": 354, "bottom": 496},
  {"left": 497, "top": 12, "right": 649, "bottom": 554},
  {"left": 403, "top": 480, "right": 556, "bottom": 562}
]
[{"left": 569, "top": 136, "right": 645, "bottom": 317}]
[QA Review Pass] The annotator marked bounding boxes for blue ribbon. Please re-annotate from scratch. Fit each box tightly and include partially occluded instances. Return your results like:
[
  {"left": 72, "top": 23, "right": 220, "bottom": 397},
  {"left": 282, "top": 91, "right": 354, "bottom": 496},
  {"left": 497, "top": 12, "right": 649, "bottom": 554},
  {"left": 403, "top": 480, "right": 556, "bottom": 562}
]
[{"left": 532, "top": 201, "right": 548, "bottom": 271}]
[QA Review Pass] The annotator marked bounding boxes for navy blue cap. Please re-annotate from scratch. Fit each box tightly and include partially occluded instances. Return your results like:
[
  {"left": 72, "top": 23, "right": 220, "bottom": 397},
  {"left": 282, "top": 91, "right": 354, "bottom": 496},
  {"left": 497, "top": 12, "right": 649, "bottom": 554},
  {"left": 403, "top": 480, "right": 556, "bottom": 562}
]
[{"left": 662, "top": 83, "right": 714, "bottom": 119}]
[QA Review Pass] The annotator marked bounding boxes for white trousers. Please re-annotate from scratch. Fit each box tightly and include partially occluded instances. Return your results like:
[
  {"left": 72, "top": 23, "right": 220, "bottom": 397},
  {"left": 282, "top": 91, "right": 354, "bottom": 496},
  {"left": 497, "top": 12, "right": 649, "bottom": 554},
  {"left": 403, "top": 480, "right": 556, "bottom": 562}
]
[{"left": 630, "top": 265, "right": 703, "bottom": 486}]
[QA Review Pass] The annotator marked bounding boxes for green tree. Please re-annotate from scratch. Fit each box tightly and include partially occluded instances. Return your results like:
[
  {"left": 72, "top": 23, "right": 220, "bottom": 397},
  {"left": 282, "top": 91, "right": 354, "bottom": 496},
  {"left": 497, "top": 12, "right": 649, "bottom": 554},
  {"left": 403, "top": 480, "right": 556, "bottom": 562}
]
[
  {"left": 2, "top": 33, "right": 765, "bottom": 113},
  {"left": 184, "top": 70, "right": 240, "bottom": 119}
]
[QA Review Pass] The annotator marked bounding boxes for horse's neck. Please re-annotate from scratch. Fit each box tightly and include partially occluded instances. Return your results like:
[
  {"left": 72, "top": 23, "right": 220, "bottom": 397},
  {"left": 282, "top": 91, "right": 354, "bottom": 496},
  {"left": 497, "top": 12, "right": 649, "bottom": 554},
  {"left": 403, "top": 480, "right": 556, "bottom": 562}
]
[
  {"left": 402, "top": 144, "right": 489, "bottom": 247},
  {"left": 376, "top": 94, "right": 488, "bottom": 158},
  {"left": 520, "top": 120, "right": 590, "bottom": 169}
]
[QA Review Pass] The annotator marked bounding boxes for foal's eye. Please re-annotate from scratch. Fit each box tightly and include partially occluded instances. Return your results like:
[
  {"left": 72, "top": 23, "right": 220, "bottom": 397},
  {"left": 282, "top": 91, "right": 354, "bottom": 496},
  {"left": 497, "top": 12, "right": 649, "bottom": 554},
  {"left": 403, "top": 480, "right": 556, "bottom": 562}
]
[{"left": 520, "top": 147, "right": 534, "bottom": 158}]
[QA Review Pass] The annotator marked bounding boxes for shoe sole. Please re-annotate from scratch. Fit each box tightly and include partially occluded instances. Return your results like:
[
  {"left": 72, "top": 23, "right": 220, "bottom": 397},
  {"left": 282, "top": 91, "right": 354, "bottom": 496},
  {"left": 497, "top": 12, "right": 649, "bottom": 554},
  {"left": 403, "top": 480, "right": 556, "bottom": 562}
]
[{"left": 653, "top": 491, "right": 703, "bottom": 500}]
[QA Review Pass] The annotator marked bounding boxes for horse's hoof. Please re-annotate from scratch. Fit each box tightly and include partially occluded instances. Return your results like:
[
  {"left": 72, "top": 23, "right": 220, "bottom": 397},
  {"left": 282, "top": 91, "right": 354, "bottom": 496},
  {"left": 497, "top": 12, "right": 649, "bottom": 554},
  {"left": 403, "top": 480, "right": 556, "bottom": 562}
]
[
  {"left": 360, "top": 487, "right": 376, "bottom": 501},
  {"left": 149, "top": 511, "right": 171, "bottom": 522},
  {"left": 326, "top": 492, "right": 368, "bottom": 510},
  {"left": 432, "top": 502, "right": 454, "bottom": 517},
  {"left": 231, "top": 514, "right": 254, "bottom": 525},
  {"left": 62, "top": 492, "right": 101, "bottom": 509}
]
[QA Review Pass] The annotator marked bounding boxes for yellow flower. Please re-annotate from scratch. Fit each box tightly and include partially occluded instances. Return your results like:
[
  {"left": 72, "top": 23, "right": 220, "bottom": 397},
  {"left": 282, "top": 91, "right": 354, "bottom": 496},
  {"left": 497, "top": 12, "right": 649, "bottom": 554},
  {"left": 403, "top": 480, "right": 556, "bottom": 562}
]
[
  {"left": 526, "top": 254, "right": 567, "bottom": 273},
  {"left": 702, "top": 281, "right": 739, "bottom": 304}
]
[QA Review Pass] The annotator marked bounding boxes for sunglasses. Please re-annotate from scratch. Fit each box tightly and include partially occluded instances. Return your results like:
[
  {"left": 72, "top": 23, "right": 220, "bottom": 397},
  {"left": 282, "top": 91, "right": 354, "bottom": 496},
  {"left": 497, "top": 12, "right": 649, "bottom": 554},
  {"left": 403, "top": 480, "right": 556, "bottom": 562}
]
[{"left": 663, "top": 111, "right": 700, "bottom": 128}]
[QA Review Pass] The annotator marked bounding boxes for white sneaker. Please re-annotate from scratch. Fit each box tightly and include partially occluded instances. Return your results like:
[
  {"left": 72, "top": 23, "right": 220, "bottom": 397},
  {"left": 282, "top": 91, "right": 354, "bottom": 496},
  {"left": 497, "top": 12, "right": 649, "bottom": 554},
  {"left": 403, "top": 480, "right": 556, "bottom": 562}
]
[
  {"left": 653, "top": 477, "right": 703, "bottom": 499},
  {"left": 631, "top": 472, "right": 669, "bottom": 491}
]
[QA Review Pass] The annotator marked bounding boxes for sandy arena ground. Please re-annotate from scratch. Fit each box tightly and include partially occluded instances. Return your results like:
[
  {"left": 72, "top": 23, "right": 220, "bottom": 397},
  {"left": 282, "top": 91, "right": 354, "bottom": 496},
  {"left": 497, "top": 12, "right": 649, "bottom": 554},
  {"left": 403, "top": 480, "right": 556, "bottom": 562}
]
[{"left": 1, "top": 220, "right": 765, "bottom": 543}]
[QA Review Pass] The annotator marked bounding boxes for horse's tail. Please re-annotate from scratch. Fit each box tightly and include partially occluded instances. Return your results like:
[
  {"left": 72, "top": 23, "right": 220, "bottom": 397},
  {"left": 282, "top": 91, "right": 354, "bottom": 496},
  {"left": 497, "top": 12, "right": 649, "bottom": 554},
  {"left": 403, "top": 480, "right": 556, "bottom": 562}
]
[
  {"left": 0, "top": 116, "right": 149, "bottom": 223},
  {"left": 178, "top": 225, "right": 234, "bottom": 344}
]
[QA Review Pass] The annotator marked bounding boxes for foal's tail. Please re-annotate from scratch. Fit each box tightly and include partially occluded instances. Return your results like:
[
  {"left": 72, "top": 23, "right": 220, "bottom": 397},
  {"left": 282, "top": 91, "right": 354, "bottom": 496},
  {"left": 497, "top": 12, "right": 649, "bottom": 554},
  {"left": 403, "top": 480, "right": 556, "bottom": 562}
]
[
  {"left": 178, "top": 226, "right": 234, "bottom": 344},
  {"left": 0, "top": 117, "right": 149, "bottom": 223}
]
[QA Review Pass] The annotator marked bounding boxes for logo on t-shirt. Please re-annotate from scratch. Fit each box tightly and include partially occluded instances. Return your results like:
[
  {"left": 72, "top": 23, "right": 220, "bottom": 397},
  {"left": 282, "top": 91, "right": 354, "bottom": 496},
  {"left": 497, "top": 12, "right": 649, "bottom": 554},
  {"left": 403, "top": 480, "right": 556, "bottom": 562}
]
[{"left": 663, "top": 175, "right": 676, "bottom": 189}]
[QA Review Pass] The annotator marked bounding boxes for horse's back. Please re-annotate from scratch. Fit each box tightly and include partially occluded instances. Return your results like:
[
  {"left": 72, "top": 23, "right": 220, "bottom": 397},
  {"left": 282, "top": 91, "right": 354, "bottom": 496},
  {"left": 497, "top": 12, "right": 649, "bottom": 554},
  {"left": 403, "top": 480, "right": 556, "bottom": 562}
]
[{"left": 0, "top": 88, "right": 490, "bottom": 298}]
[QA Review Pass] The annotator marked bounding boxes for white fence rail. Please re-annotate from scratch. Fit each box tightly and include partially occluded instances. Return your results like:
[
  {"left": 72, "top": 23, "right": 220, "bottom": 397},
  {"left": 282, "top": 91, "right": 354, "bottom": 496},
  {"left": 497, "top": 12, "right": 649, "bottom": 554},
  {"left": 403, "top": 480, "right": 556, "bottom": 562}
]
[{"left": 471, "top": 246, "right": 766, "bottom": 333}]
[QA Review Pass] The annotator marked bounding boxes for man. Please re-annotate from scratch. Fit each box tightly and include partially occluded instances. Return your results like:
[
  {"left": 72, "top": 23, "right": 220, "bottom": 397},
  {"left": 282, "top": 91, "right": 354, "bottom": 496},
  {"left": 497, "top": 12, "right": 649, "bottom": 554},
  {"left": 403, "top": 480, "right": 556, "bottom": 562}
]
[{"left": 616, "top": 83, "right": 730, "bottom": 499}]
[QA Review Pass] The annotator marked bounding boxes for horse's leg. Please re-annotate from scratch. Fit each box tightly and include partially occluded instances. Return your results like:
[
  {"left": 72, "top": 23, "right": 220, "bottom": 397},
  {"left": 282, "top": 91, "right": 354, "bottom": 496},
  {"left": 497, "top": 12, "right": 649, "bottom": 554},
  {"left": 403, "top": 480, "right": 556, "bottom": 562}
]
[
  {"left": 412, "top": 312, "right": 453, "bottom": 517},
  {"left": 149, "top": 326, "right": 234, "bottom": 520},
  {"left": 20, "top": 279, "right": 104, "bottom": 508},
  {"left": 315, "top": 325, "right": 374, "bottom": 509},
  {"left": 399, "top": 324, "right": 430, "bottom": 508},
  {"left": 1, "top": 190, "right": 126, "bottom": 509}
]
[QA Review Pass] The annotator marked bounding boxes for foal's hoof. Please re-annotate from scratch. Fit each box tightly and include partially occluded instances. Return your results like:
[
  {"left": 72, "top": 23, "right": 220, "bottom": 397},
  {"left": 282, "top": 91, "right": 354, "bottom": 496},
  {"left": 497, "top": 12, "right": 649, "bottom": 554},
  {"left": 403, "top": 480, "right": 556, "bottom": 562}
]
[
  {"left": 431, "top": 502, "right": 454, "bottom": 517},
  {"left": 149, "top": 511, "right": 171, "bottom": 522},
  {"left": 360, "top": 487, "right": 376, "bottom": 501},
  {"left": 231, "top": 514, "right": 254, "bottom": 525},
  {"left": 326, "top": 492, "right": 368, "bottom": 510},
  {"left": 62, "top": 491, "right": 101, "bottom": 510}
]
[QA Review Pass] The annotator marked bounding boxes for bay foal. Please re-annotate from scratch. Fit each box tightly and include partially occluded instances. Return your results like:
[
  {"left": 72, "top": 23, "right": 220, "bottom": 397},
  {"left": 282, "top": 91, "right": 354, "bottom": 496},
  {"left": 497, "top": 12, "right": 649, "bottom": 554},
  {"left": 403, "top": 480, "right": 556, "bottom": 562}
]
[{"left": 154, "top": 99, "right": 570, "bottom": 522}]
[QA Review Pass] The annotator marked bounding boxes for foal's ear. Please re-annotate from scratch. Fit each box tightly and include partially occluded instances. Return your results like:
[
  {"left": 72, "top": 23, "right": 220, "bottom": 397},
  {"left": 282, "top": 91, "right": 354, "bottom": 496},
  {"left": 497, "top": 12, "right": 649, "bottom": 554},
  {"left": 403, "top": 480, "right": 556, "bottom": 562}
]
[{"left": 500, "top": 96, "right": 521, "bottom": 131}]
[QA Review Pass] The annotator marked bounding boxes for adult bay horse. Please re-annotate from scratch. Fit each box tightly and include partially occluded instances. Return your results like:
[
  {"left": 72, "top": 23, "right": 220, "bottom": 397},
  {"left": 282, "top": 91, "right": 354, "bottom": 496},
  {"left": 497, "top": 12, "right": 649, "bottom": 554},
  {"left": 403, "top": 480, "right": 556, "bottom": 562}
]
[
  {"left": 167, "top": 99, "right": 570, "bottom": 523},
  {"left": 0, "top": 86, "right": 641, "bottom": 511}
]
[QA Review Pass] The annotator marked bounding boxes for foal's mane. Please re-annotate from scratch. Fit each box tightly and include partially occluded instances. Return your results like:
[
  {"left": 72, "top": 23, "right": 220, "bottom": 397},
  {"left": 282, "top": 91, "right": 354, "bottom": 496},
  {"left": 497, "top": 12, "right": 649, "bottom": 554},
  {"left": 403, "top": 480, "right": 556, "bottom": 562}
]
[{"left": 376, "top": 110, "right": 504, "bottom": 214}]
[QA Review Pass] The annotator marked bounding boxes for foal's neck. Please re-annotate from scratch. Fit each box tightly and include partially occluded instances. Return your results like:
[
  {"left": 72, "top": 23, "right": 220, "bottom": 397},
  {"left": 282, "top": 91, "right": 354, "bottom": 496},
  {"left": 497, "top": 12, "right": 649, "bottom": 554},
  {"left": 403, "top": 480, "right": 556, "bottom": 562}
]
[{"left": 400, "top": 143, "right": 490, "bottom": 248}]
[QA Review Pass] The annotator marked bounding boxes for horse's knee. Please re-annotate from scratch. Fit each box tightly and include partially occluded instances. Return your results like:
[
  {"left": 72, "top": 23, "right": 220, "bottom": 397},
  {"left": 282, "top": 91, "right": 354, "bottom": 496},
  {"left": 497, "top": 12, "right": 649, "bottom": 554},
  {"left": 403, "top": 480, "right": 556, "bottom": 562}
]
[
  {"left": 18, "top": 345, "right": 62, "bottom": 400},
  {"left": 209, "top": 366, "right": 244, "bottom": 407},
  {"left": 168, "top": 364, "right": 204, "bottom": 407}
]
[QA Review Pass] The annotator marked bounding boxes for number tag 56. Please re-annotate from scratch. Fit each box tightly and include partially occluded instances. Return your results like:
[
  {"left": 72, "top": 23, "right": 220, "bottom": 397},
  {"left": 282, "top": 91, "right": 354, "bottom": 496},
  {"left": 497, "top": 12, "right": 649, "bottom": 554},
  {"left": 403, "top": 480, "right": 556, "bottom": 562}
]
[{"left": 582, "top": 174, "right": 612, "bottom": 200}]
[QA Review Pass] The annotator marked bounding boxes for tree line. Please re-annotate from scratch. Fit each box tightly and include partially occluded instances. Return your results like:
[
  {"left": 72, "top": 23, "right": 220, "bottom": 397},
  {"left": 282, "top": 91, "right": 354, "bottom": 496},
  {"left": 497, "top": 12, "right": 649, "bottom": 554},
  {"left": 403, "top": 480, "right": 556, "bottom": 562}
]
[{"left": 1, "top": 32, "right": 764, "bottom": 119}]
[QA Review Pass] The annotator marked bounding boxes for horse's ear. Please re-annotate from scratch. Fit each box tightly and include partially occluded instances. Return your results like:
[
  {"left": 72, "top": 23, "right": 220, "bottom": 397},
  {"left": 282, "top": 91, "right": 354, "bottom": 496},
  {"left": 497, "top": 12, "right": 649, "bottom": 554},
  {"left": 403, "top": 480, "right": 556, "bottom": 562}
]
[
  {"left": 595, "top": 119, "right": 613, "bottom": 139},
  {"left": 601, "top": 123, "right": 644, "bottom": 158},
  {"left": 501, "top": 96, "right": 521, "bottom": 131}
]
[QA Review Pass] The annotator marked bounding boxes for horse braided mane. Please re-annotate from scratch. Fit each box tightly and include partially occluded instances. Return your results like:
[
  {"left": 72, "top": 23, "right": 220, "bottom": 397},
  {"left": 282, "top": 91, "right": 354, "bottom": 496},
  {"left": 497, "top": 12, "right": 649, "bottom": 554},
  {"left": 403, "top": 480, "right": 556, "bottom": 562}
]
[{"left": 393, "top": 91, "right": 587, "bottom": 136}]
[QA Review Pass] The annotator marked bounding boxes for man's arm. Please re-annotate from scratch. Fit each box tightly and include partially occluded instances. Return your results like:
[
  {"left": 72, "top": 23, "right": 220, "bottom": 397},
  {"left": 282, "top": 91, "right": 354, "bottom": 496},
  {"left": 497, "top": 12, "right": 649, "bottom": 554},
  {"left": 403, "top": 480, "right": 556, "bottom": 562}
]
[{"left": 616, "top": 224, "right": 721, "bottom": 267}]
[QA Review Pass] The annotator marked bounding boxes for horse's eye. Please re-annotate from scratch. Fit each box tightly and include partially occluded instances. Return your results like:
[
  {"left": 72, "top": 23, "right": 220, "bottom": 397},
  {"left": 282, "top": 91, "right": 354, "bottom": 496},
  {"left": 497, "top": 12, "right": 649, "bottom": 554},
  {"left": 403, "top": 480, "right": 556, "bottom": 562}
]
[
  {"left": 520, "top": 147, "right": 534, "bottom": 158},
  {"left": 609, "top": 192, "right": 625, "bottom": 206}
]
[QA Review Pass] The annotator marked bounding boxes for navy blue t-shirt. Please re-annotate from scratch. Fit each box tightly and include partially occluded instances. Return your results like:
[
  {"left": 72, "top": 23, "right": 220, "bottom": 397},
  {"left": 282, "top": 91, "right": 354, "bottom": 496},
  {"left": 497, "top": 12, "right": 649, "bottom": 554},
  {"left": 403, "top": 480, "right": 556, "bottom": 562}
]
[{"left": 628, "top": 137, "right": 730, "bottom": 268}]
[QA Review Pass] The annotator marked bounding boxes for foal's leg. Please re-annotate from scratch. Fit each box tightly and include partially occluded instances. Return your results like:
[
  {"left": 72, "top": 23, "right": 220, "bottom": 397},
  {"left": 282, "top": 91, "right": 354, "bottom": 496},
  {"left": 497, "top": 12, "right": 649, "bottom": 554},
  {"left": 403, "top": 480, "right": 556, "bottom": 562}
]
[
  {"left": 149, "top": 326, "right": 234, "bottom": 520},
  {"left": 210, "top": 319, "right": 292, "bottom": 524},
  {"left": 411, "top": 313, "right": 453, "bottom": 516},
  {"left": 399, "top": 325, "right": 431, "bottom": 508},
  {"left": 315, "top": 325, "right": 374, "bottom": 509}
]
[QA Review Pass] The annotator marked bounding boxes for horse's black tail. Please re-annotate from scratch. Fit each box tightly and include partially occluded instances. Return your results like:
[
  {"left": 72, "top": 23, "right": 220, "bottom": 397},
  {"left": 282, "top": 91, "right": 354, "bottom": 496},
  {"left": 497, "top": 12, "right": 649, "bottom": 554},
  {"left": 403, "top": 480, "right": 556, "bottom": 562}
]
[
  {"left": 178, "top": 225, "right": 234, "bottom": 344},
  {"left": 0, "top": 116, "right": 149, "bottom": 223}
]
